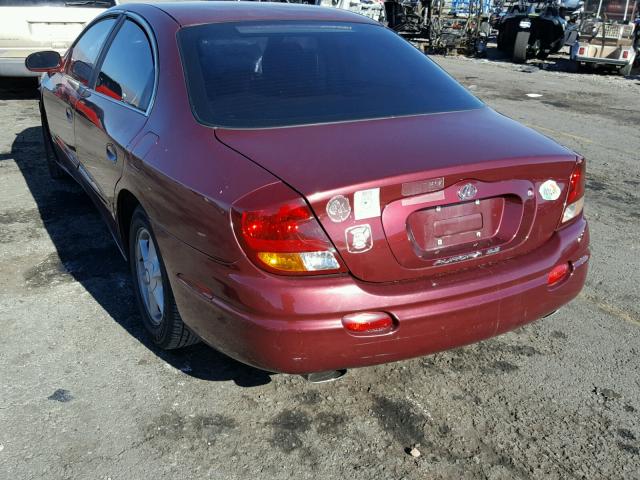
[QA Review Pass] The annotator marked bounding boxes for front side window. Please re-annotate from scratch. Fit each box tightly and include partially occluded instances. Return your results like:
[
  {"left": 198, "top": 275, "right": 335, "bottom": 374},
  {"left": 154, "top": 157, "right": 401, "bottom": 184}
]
[
  {"left": 96, "top": 19, "right": 155, "bottom": 111},
  {"left": 69, "top": 17, "right": 116, "bottom": 85},
  {"left": 178, "top": 21, "right": 483, "bottom": 128}
]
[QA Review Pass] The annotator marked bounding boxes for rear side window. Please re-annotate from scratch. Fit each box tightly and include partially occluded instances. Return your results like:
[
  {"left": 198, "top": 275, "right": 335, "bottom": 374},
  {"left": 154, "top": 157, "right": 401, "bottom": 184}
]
[
  {"left": 69, "top": 17, "right": 116, "bottom": 85},
  {"left": 178, "top": 21, "right": 482, "bottom": 128},
  {"left": 96, "top": 19, "right": 155, "bottom": 111}
]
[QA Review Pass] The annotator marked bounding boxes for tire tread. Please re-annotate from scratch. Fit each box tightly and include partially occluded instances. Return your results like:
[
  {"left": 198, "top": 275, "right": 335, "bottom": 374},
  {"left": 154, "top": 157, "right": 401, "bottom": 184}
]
[{"left": 129, "top": 206, "right": 200, "bottom": 350}]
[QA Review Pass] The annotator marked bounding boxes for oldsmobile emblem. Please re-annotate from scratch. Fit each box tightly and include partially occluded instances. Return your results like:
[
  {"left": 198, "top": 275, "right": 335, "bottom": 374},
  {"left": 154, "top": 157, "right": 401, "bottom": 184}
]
[{"left": 457, "top": 183, "right": 477, "bottom": 201}]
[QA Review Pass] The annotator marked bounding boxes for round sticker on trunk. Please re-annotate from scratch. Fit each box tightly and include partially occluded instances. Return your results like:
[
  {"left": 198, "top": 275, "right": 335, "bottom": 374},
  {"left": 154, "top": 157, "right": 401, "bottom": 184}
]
[
  {"left": 326, "top": 195, "right": 351, "bottom": 223},
  {"left": 539, "top": 180, "right": 562, "bottom": 201}
]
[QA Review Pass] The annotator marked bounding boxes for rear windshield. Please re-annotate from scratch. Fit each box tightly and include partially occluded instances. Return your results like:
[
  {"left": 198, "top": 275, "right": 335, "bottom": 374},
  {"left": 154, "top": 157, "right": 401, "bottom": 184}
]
[{"left": 178, "top": 21, "right": 483, "bottom": 129}]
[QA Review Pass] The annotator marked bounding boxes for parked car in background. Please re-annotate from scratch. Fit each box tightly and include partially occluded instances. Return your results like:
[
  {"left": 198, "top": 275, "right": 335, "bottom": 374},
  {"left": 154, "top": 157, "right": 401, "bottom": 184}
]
[
  {"left": 0, "top": 0, "right": 116, "bottom": 77},
  {"left": 27, "top": 2, "right": 589, "bottom": 381},
  {"left": 570, "top": 0, "right": 639, "bottom": 75}
]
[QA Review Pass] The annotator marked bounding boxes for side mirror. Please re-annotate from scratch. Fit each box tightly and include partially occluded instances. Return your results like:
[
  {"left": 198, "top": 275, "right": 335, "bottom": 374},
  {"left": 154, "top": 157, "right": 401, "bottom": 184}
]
[{"left": 25, "top": 51, "right": 62, "bottom": 73}]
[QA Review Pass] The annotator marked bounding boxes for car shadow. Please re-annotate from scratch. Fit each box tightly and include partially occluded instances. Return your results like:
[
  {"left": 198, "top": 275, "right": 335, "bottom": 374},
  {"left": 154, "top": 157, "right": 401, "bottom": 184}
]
[
  {"left": 0, "top": 77, "right": 40, "bottom": 100},
  {"left": 1, "top": 122, "right": 272, "bottom": 387}
]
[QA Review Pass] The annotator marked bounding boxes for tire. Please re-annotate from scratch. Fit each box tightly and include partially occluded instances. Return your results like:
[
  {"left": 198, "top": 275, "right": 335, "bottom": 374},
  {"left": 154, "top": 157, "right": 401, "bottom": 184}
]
[
  {"left": 40, "top": 103, "right": 66, "bottom": 180},
  {"left": 576, "top": 62, "right": 592, "bottom": 73},
  {"left": 513, "top": 30, "right": 530, "bottom": 63},
  {"left": 537, "top": 49, "right": 550, "bottom": 60},
  {"left": 620, "top": 62, "right": 633, "bottom": 76},
  {"left": 129, "top": 206, "right": 199, "bottom": 349}
]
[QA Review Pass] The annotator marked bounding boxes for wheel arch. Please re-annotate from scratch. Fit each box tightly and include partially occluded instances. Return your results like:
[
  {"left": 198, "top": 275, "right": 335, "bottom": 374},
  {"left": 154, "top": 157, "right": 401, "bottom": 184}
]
[{"left": 116, "top": 188, "right": 142, "bottom": 261}]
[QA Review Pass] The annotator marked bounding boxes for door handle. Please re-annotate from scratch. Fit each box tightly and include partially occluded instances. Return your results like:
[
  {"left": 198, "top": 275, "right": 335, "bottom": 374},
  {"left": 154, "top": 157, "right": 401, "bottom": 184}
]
[
  {"left": 106, "top": 144, "right": 117, "bottom": 163},
  {"left": 65, "top": 106, "right": 73, "bottom": 122}
]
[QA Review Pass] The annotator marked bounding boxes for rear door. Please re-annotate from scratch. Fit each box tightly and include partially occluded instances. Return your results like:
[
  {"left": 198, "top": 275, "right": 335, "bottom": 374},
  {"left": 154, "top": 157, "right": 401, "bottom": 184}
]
[
  {"left": 74, "top": 15, "right": 155, "bottom": 209},
  {"left": 41, "top": 16, "right": 117, "bottom": 169}
]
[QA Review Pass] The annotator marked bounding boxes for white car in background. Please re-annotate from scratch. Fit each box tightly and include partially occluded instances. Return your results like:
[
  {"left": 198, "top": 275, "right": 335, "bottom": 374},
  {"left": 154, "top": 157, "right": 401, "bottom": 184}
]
[{"left": 0, "top": 0, "right": 117, "bottom": 77}]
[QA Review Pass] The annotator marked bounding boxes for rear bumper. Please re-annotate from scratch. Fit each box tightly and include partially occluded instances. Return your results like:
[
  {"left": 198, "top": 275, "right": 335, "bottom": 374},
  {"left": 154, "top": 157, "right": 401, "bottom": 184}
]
[
  {"left": 157, "top": 217, "right": 589, "bottom": 374},
  {"left": 573, "top": 56, "right": 630, "bottom": 67},
  {"left": 0, "top": 57, "right": 39, "bottom": 77}
]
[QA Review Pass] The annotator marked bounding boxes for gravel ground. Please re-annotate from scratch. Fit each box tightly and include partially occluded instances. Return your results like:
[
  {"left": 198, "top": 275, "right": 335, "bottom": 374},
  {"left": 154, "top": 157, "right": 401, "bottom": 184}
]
[{"left": 1, "top": 52, "right": 639, "bottom": 480}]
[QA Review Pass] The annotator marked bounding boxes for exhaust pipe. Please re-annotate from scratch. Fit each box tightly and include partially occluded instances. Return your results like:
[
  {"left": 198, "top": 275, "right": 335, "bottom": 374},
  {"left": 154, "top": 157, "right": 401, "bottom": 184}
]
[{"left": 301, "top": 369, "right": 347, "bottom": 383}]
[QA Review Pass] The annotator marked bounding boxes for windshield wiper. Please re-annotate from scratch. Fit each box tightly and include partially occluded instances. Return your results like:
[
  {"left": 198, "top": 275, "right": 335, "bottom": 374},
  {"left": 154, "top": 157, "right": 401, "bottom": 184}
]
[{"left": 65, "top": 0, "right": 113, "bottom": 6}]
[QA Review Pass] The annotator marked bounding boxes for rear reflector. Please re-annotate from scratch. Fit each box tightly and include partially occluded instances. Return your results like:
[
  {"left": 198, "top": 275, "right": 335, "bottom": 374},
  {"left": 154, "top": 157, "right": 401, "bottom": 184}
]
[
  {"left": 562, "top": 196, "right": 584, "bottom": 223},
  {"left": 342, "top": 312, "right": 394, "bottom": 334},
  {"left": 548, "top": 263, "right": 571, "bottom": 286}
]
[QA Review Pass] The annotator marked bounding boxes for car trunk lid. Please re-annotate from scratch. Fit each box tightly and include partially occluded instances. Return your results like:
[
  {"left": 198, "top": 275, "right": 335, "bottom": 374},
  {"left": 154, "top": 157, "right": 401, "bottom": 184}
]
[{"left": 216, "top": 107, "right": 578, "bottom": 283}]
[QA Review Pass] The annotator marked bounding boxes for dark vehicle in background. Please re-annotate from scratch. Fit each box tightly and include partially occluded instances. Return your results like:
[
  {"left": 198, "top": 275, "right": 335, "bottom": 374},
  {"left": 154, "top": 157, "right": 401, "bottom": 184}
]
[
  {"left": 497, "top": 0, "right": 567, "bottom": 62},
  {"left": 26, "top": 2, "right": 589, "bottom": 379}
]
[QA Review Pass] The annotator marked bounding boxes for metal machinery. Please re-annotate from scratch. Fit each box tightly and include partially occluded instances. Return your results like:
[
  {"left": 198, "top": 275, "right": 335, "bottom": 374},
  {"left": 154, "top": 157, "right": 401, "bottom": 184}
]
[
  {"left": 570, "top": 0, "right": 639, "bottom": 74},
  {"left": 496, "top": 0, "right": 568, "bottom": 62},
  {"left": 316, "top": 0, "right": 386, "bottom": 21},
  {"left": 383, "top": 0, "right": 494, "bottom": 55}
]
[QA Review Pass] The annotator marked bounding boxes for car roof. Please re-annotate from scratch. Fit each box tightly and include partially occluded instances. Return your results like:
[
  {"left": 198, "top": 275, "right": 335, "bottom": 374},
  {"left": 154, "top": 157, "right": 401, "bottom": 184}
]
[{"left": 126, "top": 1, "right": 380, "bottom": 27}]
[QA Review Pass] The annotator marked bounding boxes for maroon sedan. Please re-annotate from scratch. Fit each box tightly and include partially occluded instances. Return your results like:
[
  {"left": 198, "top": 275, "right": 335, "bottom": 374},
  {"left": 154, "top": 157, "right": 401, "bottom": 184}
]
[{"left": 26, "top": 2, "right": 589, "bottom": 378}]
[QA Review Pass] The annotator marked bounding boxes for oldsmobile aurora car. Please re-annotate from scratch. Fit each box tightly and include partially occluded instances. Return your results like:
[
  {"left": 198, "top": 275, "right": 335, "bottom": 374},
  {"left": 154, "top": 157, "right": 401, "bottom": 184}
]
[{"left": 28, "top": 2, "right": 589, "bottom": 377}]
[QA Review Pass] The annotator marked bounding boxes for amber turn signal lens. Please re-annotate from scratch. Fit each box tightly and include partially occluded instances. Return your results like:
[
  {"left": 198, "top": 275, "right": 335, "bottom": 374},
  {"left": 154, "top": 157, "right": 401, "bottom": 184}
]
[{"left": 257, "top": 251, "right": 340, "bottom": 272}]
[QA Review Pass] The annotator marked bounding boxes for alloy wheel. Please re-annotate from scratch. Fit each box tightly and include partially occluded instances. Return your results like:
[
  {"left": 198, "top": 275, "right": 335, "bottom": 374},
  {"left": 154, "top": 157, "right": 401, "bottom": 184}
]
[{"left": 135, "top": 227, "right": 164, "bottom": 325}]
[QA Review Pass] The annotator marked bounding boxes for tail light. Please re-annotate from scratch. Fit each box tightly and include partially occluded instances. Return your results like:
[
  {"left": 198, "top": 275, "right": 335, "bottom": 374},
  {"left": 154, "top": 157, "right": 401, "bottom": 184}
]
[
  {"left": 578, "top": 47, "right": 585, "bottom": 55},
  {"left": 622, "top": 50, "right": 629, "bottom": 59},
  {"left": 232, "top": 183, "right": 345, "bottom": 275},
  {"left": 561, "top": 159, "right": 585, "bottom": 224}
]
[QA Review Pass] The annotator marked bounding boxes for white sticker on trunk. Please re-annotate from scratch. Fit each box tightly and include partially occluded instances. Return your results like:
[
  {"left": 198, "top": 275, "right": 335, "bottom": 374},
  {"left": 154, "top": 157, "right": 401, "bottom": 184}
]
[
  {"left": 539, "top": 179, "right": 562, "bottom": 201},
  {"left": 345, "top": 224, "right": 373, "bottom": 253},
  {"left": 326, "top": 195, "right": 351, "bottom": 223},
  {"left": 353, "top": 188, "right": 380, "bottom": 220}
]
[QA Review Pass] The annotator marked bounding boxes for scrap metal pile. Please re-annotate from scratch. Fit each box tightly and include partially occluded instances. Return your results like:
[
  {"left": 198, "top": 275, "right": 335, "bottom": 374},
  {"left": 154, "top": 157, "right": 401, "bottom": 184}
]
[
  {"left": 312, "top": 0, "right": 493, "bottom": 55},
  {"left": 298, "top": 0, "right": 639, "bottom": 72},
  {"left": 383, "top": 0, "right": 493, "bottom": 55}
]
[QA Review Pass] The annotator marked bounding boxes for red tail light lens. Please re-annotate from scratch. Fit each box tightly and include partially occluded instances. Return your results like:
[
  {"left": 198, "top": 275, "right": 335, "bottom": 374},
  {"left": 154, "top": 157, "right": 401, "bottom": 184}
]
[
  {"left": 548, "top": 263, "right": 571, "bottom": 286},
  {"left": 241, "top": 203, "right": 327, "bottom": 253},
  {"left": 566, "top": 161, "right": 585, "bottom": 205},
  {"left": 622, "top": 50, "right": 629, "bottom": 59},
  {"left": 233, "top": 183, "right": 345, "bottom": 275},
  {"left": 578, "top": 47, "right": 585, "bottom": 55},
  {"left": 562, "top": 159, "right": 586, "bottom": 224}
]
